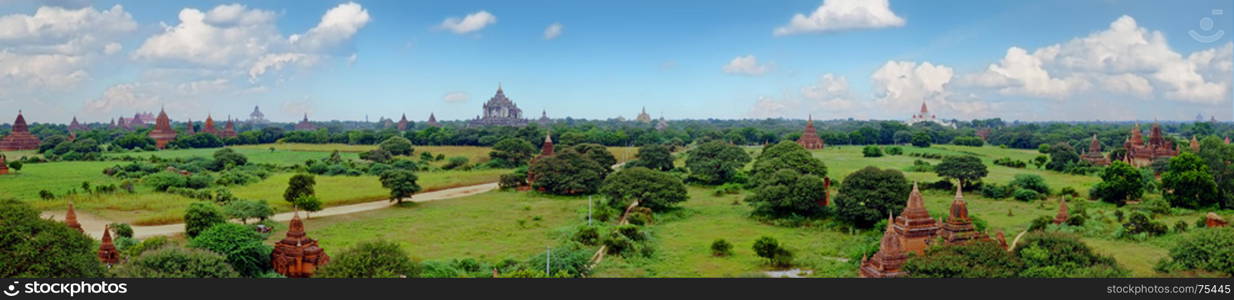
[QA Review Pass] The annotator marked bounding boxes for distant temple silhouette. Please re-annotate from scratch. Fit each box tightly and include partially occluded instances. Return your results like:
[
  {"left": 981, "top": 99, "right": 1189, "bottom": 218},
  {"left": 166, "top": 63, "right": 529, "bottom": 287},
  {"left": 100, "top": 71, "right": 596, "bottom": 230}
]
[{"left": 469, "top": 84, "right": 528, "bottom": 127}]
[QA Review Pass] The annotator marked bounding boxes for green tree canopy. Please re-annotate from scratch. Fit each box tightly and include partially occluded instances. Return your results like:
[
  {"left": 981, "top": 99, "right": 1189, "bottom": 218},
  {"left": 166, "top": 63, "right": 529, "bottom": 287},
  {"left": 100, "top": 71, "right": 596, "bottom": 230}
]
[
  {"left": 906, "top": 240, "right": 1024, "bottom": 278},
  {"left": 1091, "top": 161, "right": 1144, "bottom": 206},
  {"left": 1198, "top": 136, "right": 1234, "bottom": 208},
  {"left": 0, "top": 199, "right": 104, "bottom": 278},
  {"left": 1014, "top": 232, "right": 1127, "bottom": 277},
  {"left": 188, "top": 223, "right": 273, "bottom": 277},
  {"left": 380, "top": 169, "right": 422, "bottom": 204},
  {"left": 834, "top": 166, "right": 911, "bottom": 228},
  {"left": 528, "top": 150, "right": 608, "bottom": 195},
  {"left": 684, "top": 141, "right": 751, "bottom": 185},
  {"left": 315, "top": 240, "right": 421, "bottom": 278},
  {"left": 223, "top": 199, "right": 273, "bottom": 224},
  {"left": 1155, "top": 228, "right": 1234, "bottom": 276},
  {"left": 283, "top": 173, "right": 316, "bottom": 206},
  {"left": 1161, "top": 152, "right": 1219, "bottom": 209},
  {"left": 630, "top": 144, "right": 674, "bottom": 171},
  {"left": 934, "top": 155, "right": 988, "bottom": 188},
  {"left": 599, "top": 167, "right": 688, "bottom": 212},
  {"left": 113, "top": 246, "right": 239, "bottom": 278},
  {"left": 570, "top": 143, "right": 617, "bottom": 172},
  {"left": 745, "top": 169, "right": 828, "bottom": 219},
  {"left": 184, "top": 202, "right": 227, "bottom": 238},
  {"left": 750, "top": 141, "right": 827, "bottom": 187},
  {"left": 489, "top": 138, "right": 537, "bottom": 167},
  {"left": 379, "top": 136, "right": 414, "bottom": 156}
]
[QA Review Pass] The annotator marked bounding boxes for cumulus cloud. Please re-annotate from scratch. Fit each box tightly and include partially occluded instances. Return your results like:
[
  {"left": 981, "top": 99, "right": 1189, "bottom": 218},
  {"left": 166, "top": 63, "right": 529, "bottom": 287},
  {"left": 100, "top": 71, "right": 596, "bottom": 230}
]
[
  {"left": 543, "top": 22, "right": 563, "bottom": 40},
  {"left": 438, "top": 11, "right": 496, "bottom": 35},
  {"left": 83, "top": 82, "right": 163, "bottom": 114},
  {"left": 0, "top": 5, "right": 136, "bottom": 95},
  {"left": 748, "top": 73, "right": 860, "bottom": 119},
  {"left": 723, "top": 55, "right": 771, "bottom": 76},
  {"left": 291, "top": 2, "right": 371, "bottom": 52},
  {"left": 773, "top": 0, "right": 905, "bottom": 36},
  {"left": 443, "top": 91, "right": 469, "bottom": 103},
  {"left": 872, "top": 60, "right": 952, "bottom": 105}
]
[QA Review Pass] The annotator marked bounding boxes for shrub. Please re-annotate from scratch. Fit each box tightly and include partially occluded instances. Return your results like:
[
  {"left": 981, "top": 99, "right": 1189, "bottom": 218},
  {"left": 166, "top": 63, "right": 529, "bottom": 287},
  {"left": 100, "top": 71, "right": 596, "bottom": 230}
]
[
  {"left": 571, "top": 225, "right": 602, "bottom": 246},
  {"left": 184, "top": 202, "right": 227, "bottom": 238},
  {"left": 224, "top": 199, "right": 274, "bottom": 224},
  {"left": 1013, "top": 189, "right": 1040, "bottom": 201},
  {"left": 1154, "top": 228, "right": 1234, "bottom": 276},
  {"left": 1121, "top": 212, "right": 1168, "bottom": 238},
  {"left": 109, "top": 223, "right": 134, "bottom": 239},
  {"left": 710, "top": 239, "right": 733, "bottom": 256},
  {"left": 886, "top": 146, "right": 903, "bottom": 155},
  {"left": 378, "top": 136, "right": 414, "bottom": 156},
  {"left": 712, "top": 183, "right": 742, "bottom": 196},
  {"left": 599, "top": 167, "right": 688, "bottom": 212},
  {"left": 980, "top": 183, "right": 1014, "bottom": 199},
  {"left": 862, "top": 146, "right": 883, "bottom": 157},
  {"left": 499, "top": 173, "right": 526, "bottom": 189},
  {"left": 905, "top": 240, "right": 1023, "bottom": 278},
  {"left": 905, "top": 159, "right": 933, "bottom": 172},
  {"left": 993, "top": 157, "right": 1027, "bottom": 168},
  {"left": 125, "top": 236, "right": 171, "bottom": 258},
  {"left": 315, "top": 240, "right": 421, "bottom": 278},
  {"left": 1059, "top": 186, "right": 1080, "bottom": 198},
  {"left": 1010, "top": 174, "right": 1050, "bottom": 195},
  {"left": 834, "top": 166, "right": 911, "bottom": 228},
  {"left": 1014, "top": 232, "right": 1126, "bottom": 277},
  {"left": 525, "top": 244, "right": 593, "bottom": 277},
  {"left": 952, "top": 136, "right": 984, "bottom": 147},
  {"left": 752, "top": 236, "right": 792, "bottom": 266},
  {"left": 143, "top": 172, "right": 189, "bottom": 192},
  {"left": 188, "top": 223, "right": 273, "bottom": 277},
  {"left": 443, "top": 156, "right": 469, "bottom": 170},
  {"left": 113, "top": 246, "right": 239, "bottom": 278}
]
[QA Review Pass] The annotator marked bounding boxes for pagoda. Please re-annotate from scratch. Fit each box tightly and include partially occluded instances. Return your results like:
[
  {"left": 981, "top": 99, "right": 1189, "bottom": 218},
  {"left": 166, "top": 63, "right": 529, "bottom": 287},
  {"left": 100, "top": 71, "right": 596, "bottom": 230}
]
[
  {"left": 68, "top": 116, "right": 87, "bottom": 132},
  {"left": 655, "top": 116, "right": 668, "bottom": 131},
  {"left": 796, "top": 115, "right": 825, "bottom": 150},
  {"left": 1053, "top": 199, "right": 1069, "bottom": 225},
  {"left": 526, "top": 131, "right": 555, "bottom": 187},
  {"left": 219, "top": 117, "right": 237, "bottom": 139},
  {"left": 537, "top": 110, "right": 552, "bottom": 126},
  {"left": 148, "top": 109, "right": 177, "bottom": 149},
  {"left": 249, "top": 106, "right": 268, "bottom": 124},
  {"left": 1124, "top": 122, "right": 1178, "bottom": 167},
  {"left": 397, "top": 114, "right": 410, "bottom": 131},
  {"left": 940, "top": 185, "right": 985, "bottom": 245},
  {"left": 905, "top": 101, "right": 956, "bottom": 128},
  {"left": 185, "top": 118, "right": 196, "bottom": 135},
  {"left": 469, "top": 84, "right": 528, "bottom": 127},
  {"left": 294, "top": 114, "right": 316, "bottom": 131},
  {"left": 97, "top": 225, "right": 120, "bottom": 265},
  {"left": 1080, "top": 134, "right": 1110, "bottom": 166},
  {"left": 1206, "top": 212, "right": 1228, "bottom": 228},
  {"left": 0, "top": 154, "right": 8, "bottom": 175},
  {"left": 894, "top": 183, "right": 941, "bottom": 255},
  {"left": 426, "top": 113, "right": 440, "bottom": 127},
  {"left": 1189, "top": 136, "right": 1200, "bottom": 152},
  {"left": 636, "top": 107, "right": 652, "bottom": 123},
  {"left": 271, "top": 212, "right": 330, "bottom": 278},
  {"left": 0, "top": 111, "right": 41, "bottom": 151},
  {"left": 65, "top": 202, "right": 83, "bottom": 233},
  {"left": 117, "top": 117, "right": 133, "bottom": 131},
  {"left": 859, "top": 215, "right": 909, "bottom": 278},
  {"left": 202, "top": 115, "right": 219, "bottom": 136}
]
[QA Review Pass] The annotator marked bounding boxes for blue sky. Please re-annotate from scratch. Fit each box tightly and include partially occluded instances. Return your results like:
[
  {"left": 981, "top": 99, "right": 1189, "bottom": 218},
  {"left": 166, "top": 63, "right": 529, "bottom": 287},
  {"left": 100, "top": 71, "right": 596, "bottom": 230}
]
[{"left": 0, "top": 0, "right": 1230, "bottom": 123}]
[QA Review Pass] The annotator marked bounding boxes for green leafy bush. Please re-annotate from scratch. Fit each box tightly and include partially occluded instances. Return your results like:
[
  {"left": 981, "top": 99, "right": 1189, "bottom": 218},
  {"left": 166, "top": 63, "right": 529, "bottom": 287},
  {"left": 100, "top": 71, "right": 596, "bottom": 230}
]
[{"left": 710, "top": 239, "right": 733, "bottom": 256}]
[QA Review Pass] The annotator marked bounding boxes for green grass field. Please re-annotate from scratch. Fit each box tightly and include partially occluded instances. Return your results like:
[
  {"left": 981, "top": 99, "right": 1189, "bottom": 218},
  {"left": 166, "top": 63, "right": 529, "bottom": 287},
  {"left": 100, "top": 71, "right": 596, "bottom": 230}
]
[
  {"left": 269, "top": 190, "right": 590, "bottom": 262},
  {"left": 232, "top": 169, "right": 507, "bottom": 210},
  {"left": 105, "top": 147, "right": 360, "bottom": 166}
]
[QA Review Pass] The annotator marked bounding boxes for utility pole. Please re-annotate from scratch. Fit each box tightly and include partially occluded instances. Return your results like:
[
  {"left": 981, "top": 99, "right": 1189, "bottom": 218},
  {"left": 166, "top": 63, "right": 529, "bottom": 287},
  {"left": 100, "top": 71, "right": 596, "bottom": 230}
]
[{"left": 546, "top": 246, "right": 552, "bottom": 276}]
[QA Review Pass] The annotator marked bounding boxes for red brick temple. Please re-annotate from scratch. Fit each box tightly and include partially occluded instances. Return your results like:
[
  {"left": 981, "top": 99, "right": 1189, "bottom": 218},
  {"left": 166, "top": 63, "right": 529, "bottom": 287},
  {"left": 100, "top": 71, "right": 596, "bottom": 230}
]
[
  {"left": 1124, "top": 123, "right": 1178, "bottom": 167},
  {"left": 68, "top": 116, "right": 87, "bottom": 132},
  {"left": 98, "top": 225, "right": 120, "bottom": 265},
  {"left": 859, "top": 215, "right": 908, "bottom": 278},
  {"left": 397, "top": 114, "right": 409, "bottom": 131},
  {"left": 526, "top": 131, "right": 555, "bottom": 187},
  {"left": 148, "top": 109, "right": 177, "bottom": 149},
  {"left": 940, "top": 186, "right": 986, "bottom": 245},
  {"left": 219, "top": 118, "right": 237, "bottom": 139},
  {"left": 185, "top": 118, "right": 196, "bottom": 135},
  {"left": 1207, "top": 212, "right": 1228, "bottom": 228},
  {"left": 894, "top": 183, "right": 941, "bottom": 255},
  {"left": 271, "top": 212, "right": 330, "bottom": 278},
  {"left": 1053, "top": 199, "right": 1070, "bottom": 225},
  {"left": 65, "top": 202, "right": 83, "bottom": 233},
  {"left": 427, "top": 113, "right": 440, "bottom": 127},
  {"left": 0, "top": 111, "right": 41, "bottom": 151},
  {"left": 294, "top": 114, "right": 316, "bottom": 131},
  {"left": 0, "top": 154, "right": 8, "bottom": 175},
  {"left": 1080, "top": 134, "right": 1110, "bottom": 166},
  {"left": 202, "top": 115, "right": 218, "bottom": 136},
  {"left": 796, "top": 115, "right": 825, "bottom": 150},
  {"left": 1189, "top": 136, "right": 1200, "bottom": 152}
]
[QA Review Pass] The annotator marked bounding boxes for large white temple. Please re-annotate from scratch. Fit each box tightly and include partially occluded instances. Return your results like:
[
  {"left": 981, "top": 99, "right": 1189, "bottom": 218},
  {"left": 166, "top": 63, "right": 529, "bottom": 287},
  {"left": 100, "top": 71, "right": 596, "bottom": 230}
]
[
  {"left": 469, "top": 84, "right": 528, "bottom": 127},
  {"left": 905, "top": 101, "right": 955, "bottom": 128}
]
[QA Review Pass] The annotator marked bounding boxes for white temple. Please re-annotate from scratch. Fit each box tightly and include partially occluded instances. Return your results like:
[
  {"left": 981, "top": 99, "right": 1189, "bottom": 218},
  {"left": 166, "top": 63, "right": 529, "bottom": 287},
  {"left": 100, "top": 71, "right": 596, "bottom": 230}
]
[{"left": 905, "top": 101, "right": 955, "bottom": 128}]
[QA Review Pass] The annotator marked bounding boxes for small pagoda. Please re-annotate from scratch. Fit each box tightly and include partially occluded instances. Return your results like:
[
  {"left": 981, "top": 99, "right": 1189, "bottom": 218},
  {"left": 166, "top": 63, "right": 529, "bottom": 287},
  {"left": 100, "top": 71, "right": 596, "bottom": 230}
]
[
  {"left": 294, "top": 114, "right": 316, "bottom": 131},
  {"left": 894, "top": 183, "right": 941, "bottom": 255},
  {"left": 148, "top": 109, "right": 177, "bottom": 149},
  {"left": 271, "top": 212, "right": 330, "bottom": 278},
  {"left": 1205, "top": 212, "right": 1227, "bottom": 228},
  {"left": 1190, "top": 136, "right": 1200, "bottom": 152},
  {"left": 859, "top": 215, "right": 908, "bottom": 278},
  {"left": 636, "top": 107, "right": 652, "bottom": 123},
  {"left": 0, "top": 111, "right": 41, "bottom": 151},
  {"left": 397, "top": 114, "right": 410, "bottom": 131},
  {"left": 219, "top": 117, "right": 237, "bottom": 139},
  {"left": 426, "top": 113, "right": 440, "bottom": 127},
  {"left": 526, "top": 131, "right": 555, "bottom": 187},
  {"left": 202, "top": 115, "right": 219, "bottom": 136},
  {"left": 1053, "top": 199, "right": 1069, "bottom": 225},
  {"left": 65, "top": 202, "right": 83, "bottom": 233},
  {"left": 68, "top": 116, "right": 87, "bottom": 132},
  {"left": 940, "top": 185, "right": 986, "bottom": 245},
  {"left": 0, "top": 154, "right": 8, "bottom": 175},
  {"left": 98, "top": 225, "right": 120, "bottom": 266},
  {"left": 796, "top": 115, "right": 825, "bottom": 150},
  {"left": 1080, "top": 134, "right": 1109, "bottom": 166},
  {"left": 185, "top": 118, "right": 196, "bottom": 135}
]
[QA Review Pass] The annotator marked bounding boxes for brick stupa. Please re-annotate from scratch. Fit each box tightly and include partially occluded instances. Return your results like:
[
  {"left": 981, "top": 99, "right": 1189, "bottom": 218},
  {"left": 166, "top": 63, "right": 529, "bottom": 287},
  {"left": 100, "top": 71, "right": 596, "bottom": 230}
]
[
  {"left": 98, "top": 225, "right": 120, "bottom": 265},
  {"left": 1080, "top": 134, "right": 1110, "bottom": 166},
  {"left": 68, "top": 116, "right": 87, "bottom": 132},
  {"left": 294, "top": 114, "right": 316, "bottom": 131},
  {"left": 894, "top": 183, "right": 940, "bottom": 255},
  {"left": 202, "top": 115, "right": 218, "bottom": 136},
  {"left": 397, "top": 114, "right": 409, "bottom": 131},
  {"left": 219, "top": 117, "right": 237, "bottom": 139},
  {"left": 271, "top": 212, "right": 330, "bottom": 278},
  {"left": 426, "top": 113, "right": 440, "bottom": 127},
  {"left": 1053, "top": 198, "right": 1070, "bottom": 225},
  {"left": 940, "top": 185, "right": 985, "bottom": 245},
  {"left": 0, "top": 111, "right": 41, "bottom": 151},
  {"left": 65, "top": 202, "right": 83, "bottom": 233},
  {"left": 526, "top": 131, "right": 555, "bottom": 187},
  {"left": 859, "top": 215, "right": 908, "bottom": 278},
  {"left": 148, "top": 109, "right": 177, "bottom": 149},
  {"left": 1124, "top": 123, "right": 1178, "bottom": 167},
  {"left": 185, "top": 118, "right": 196, "bottom": 135},
  {"left": 796, "top": 115, "right": 825, "bottom": 150}
]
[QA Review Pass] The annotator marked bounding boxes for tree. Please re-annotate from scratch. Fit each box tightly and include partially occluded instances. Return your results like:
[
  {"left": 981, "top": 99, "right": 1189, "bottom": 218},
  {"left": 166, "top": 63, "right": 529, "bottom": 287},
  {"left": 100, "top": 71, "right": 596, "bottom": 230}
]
[
  {"left": 489, "top": 138, "right": 537, "bottom": 167},
  {"left": 189, "top": 223, "right": 273, "bottom": 277},
  {"left": 934, "top": 155, "right": 988, "bottom": 188},
  {"left": 599, "top": 167, "right": 688, "bottom": 212},
  {"left": 359, "top": 149, "right": 393, "bottom": 163},
  {"left": 952, "top": 136, "right": 984, "bottom": 147},
  {"left": 1046, "top": 142, "right": 1079, "bottom": 171},
  {"left": 631, "top": 144, "right": 674, "bottom": 171},
  {"left": 862, "top": 145, "right": 883, "bottom": 157},
  {"left": 379, "top": 136, "right": 414, "bottom": 156},
  {"left": 911, "top": 131, "right": 931, "bottom": 147},
  {"left": 710, "top": 239, "right": 733, "bottom": 256},
  {"left": 109, "top": 222, "right": 134, "bottom": 239},
  {"left": 315, "top": 240, "right": 421, "bottom": 278},
  {"left": 379, "top": 169, "right": 422, "bottom": 204},
  {"left": 1090, "top": 161, "right": 1144, "bottom": 206},
  {"left": 528, "top": 150, "right": 608, "bottom": 195},
  {"left": 1010, "top": 174, "right": 1050, "bottom": 195},
  {"left": 1014, "top": 232, "right": 1126, "bottom": 277},
  {"left": 294, "top": 196, "right": 323, "bottom": 217},
  {"left": 184, "top": 202, "right": 227, "bottom": 238},
  {"left": 0, "top": 199, "right": 104, "bottom": 278},
  {"left": 685, "top": 141, "right": 751, "bottom": 184},
  {"left": 834, "top": 166, "right": 911, "bottom": 228},
  {"left": 1032, "top": 155, "right": 1048, "bottom": 169},
  {"left": 905, "top": 241, "right": 1024, "bottom": 278},
  {"left": 283, "top": 173, "right": 316, "bottom": 206},
  {"left": 750, "top": 141, "right": 827, "bottom": 187},
  {"left": 7, "top": 160, "right": 20, "bottom": 172},
  {"left": 113, "top": 246, "right": 239, "bottom": 278},
  {"left": 224, "top": 199, "right": 274, "bottom": 224},
  {"left": 1161, "top": 152, "right": 1219, "bottom": 209},
  {"left": 745, "top": 169, "right": 828, "bottom": 219},
  {"left": 212, "top": 148, "right": 248, "bottom": 170},
  {"left": 752, "top": 236, "right": 793, "bottom": 267},
  {"left": 1155, "top": 228, "right": 1234, "bottom": 276},
  {"left": 1198, "top": 136, "right": 1234, "bottom": 208},
  {"left": 570, "top": 143, "right": 616, "bottom": 172}
]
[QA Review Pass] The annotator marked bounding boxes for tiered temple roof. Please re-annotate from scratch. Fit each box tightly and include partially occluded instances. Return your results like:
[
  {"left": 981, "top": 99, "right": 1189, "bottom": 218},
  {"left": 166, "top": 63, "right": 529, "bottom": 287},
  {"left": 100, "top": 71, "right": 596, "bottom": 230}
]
[
  {"left": 0, "top": 111, "right": 41, "bottom": 151},
  {"left": 655, "top": 116, "right": 668, "bottom": 131},
  {"left": 1080, "top": 134, "right": 1110, "bottom": 166},
  {"left": 859, "top": 215, "right": 908, "bottom": 278},
  {"left": 68, "top": 116, "right": 87, "bottom": 132},
  {"left": 427, "top": 113, "right": 440, "bottom": 127},
  {"left": 98, "top": 225, "right": 119, "bottom": 265},
  {"left": 65, "top": 202, "right": 83, "bottom": 233},
  {"left": 470, "top": 84, "right": 528, "bottom": 127},
  {"left": 538, "top": 110, "right": 551, "bottom": 126},
  {"left": 219, "top": 117, "right": 237, "bottom": 139},
  {"left": 148, "top": 109, "right": 177, "bottom": 149},
  {"left": 1053, "top": 199, "right": 1069, "bottom": 225},
  {"left": 203, "top": 115, "right": 218, "bottom": 136},
  {"left": 894, "top": 183, "right": 941, "bottom": 255},
  {"left": 1124, "top": 123, "right": 1178, "bottom": 167},
  {"left": 271, "top": 212, "right": 330, "bottom": 278},
  {"left": 526, "top": 131, "right": 555, "bottom": 187},
  {"left": 636, "top": 107, "right": 652, "bottom": 123},
  {"left": 249, "top": 106, "right": 267, "bottom": 124},
  {"left": 185, "top": 118, "right": 196, "bottom": 135},
  {"left": 940, "top": 186, "right": 986, "bottom": 245},
  {"left": 796, "top": 115, "right": 825, "bottom": 150},
  {"left": 397, "top": 114, "right": 410, "bottom": 131},
  {"left": 295, "top": 114, "right": 316, "bottom": 131}
]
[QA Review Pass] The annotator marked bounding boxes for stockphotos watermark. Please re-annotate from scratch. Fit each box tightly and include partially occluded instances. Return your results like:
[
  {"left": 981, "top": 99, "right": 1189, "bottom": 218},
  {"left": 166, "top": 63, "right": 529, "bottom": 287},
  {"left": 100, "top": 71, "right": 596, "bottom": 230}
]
[
  {"left": 1190, "top": 9, "right": 1226, "bottom": 43},
  {"left": 4, "top": 280, "right": 127, "bottom": 297}
]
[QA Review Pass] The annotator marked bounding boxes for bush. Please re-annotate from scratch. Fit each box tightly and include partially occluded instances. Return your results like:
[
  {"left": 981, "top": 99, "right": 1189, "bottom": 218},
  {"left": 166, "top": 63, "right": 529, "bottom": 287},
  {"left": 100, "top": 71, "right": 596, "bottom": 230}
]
[
  {"left": 525, "top": 243, "right": 594, "bottom": 277},
  {"left": 143, "top": 172, "right": 189, "bottom": 192},
  {"left": 110, "top": 223, "right": 134, "bottom": 239},
  {"left": 1155, "top": 228, "right": 1234, "bottom": 276},
  {"left": 443, "top": 156, "right": 469, "bottom": 170},
  {"left": 993, "top": 157, "right": 1027, "bottom": 168},
  {"left": 188, "top": 223, "right": 273, "bottom": 277},
  {"left": 1014, "top": 232, "right": 1126, "bottom": 277},
  {"left": 862, "top": 146, "right": 883, "bottom": 157},
  {"left": 834, "top": 166, "right": 911, "bottom": 228},
  {"left": 980, "top": 183, "right": 1014, "bottom": 199},
  {"left": 1010, "top": 174, "right": 1050, "bottom": 195},
  {"left": 378, "top": 136, "right": 414, "bottom": 156},
  {"left": 712, "top": 183, "right": 742, "bottom": 196},
  {"left": 600, "top": 167, "right": 688, "bottom": 212},
  {"left": 1120, "top": 212, "right": 1168, "bottom": 238},
  {"left": 1059, "top": 186, "right": 1080, "bottom": 198},
  {"left": 886, "top": 146, "right": 903, "bottom": 155},
  {"left": 904, "top": 159, "right": 932, "bottom": 172},
  {"left": 184, "top": 202, "right": 227, "bottom": 238},
  {"left": 113, "top": 246, "right": 239, "bottom": 278},
  {"left": 571, "top": 225, "right": 602, "bottom": 246},
  {"left": 499, "top": 173, "right": 526, "bottom": 189},
  {"left": 1013, "top": 189, "right": 1040, "bottom": 201},
  {"left": 315, "top": 240, "right": 421, "bottom": 278},
  {"left": 752, "top": 236, "right": 792, "bottom": 267},
  {"left": 745, "top": 169, "right": 829, "bottom": 219},
  {"left": 710, "top": 239, "right": 733, "bottom": 256},
  {"left": 125, "top": 236, "right": 171, "bottom": 258},
  {"left": 952, "top": 136, "right": 984, "bottom": 147},
  {"left": 905, "top": 240, "right": 1023, "bottom": 278},
  {"left": 0, "top": 199, "right": 104, "bottom": 278}
]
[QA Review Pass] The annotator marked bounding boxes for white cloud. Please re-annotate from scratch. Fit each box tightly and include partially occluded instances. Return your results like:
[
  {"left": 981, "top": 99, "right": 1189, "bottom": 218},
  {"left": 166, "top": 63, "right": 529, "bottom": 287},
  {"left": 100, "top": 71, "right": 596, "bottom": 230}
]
[
  {"left": 773, "top": 0, "right": 905, "bottom": 36},
  {"left": 748, "top": 73, "right": 860, "bottom": 119},
  {"left": 83, "top": 82, "right": 162, "bottom": 114},
  {"left": 543, "top": 22, "right": 563, "bottom": 40},
  {"left": 723, "top": 55, "right": 770, "bottom": 76},
  {"left": 0, "top": 5, "right": 135, "bottom": 96},
  {"left": 872, "top": 60, "right": 952, "bottom": 105},
  {"left": 967, "top": 46, "right": 1087, "bottom": 99},
  {"left": 347, "top": 53, "right": 358, "bottom": 65},
  {"left": 248, "top": 53, "right": 309, "bottom": 81},
  {"left": 443, "top": 91, "right": 469, "bottom": 103},
  {"left": 438, "top": 11, "right": 496, "bottom": 35},
  {"left": 291, "top": 2, "right": 371, "bottom": 52}
]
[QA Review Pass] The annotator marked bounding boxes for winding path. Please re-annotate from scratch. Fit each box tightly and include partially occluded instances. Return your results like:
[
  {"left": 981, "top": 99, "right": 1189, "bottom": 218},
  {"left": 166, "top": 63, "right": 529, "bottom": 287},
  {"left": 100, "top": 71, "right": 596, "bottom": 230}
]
[{"left": 41, "top": 182, "right": 500, "bottom": 239}]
